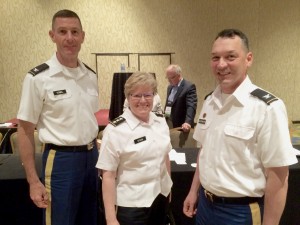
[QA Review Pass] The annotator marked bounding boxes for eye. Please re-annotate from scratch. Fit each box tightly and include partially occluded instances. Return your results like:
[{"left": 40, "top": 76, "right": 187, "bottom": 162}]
[
  {"left": 58, "top": 29, "right": 67, "bottom": 35},
  {"left": 227, "top": 55, "right": 236, "bottom": 61},
  {"left": 72, "top": 30, "right": 79, "bottom": 35},
  {"left": 131, "top": 94, "right": 142, "bottom": 98},
  {"left": 211, "top": 56, "right": 219, "bottom": 62},
  {"left": 144, "top": 94, "right": 153, "bottom": 98}
]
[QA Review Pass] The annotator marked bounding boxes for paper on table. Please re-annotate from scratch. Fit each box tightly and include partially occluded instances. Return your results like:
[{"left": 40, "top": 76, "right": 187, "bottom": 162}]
[
  {"left": 294, "top": 148, "right": 300, "bottom": 156},
  {"left": 0, "top": 123, "right": 13, "bottom": 128},
  {"left": 169, "top": 149, "right": 187, "bottom": 165}
]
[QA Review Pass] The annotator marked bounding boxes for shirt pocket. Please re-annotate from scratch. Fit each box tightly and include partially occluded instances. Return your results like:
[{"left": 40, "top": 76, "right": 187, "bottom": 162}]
[
  {"left": 47, "top": 88, "right": 72, "bottom": 101},
  {"left": 224, "top": 124, "right": 255, "bottom": 140},
  {"left": 87, "top": 88, "right": 98, "bottom": 97},
  {"left": 223, "top": 124, "right": 256, "bottom": 164},
  {"left": 194, "top": 118, "right": 212, "bottom": 144}
]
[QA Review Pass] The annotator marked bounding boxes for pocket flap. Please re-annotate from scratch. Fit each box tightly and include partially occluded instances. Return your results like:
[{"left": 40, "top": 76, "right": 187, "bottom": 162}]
[{"left": 224, "top": 124, "right": 255, "bottom": 140}]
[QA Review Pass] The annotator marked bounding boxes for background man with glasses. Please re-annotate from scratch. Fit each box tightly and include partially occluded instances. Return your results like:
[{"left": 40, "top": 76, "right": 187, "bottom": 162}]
[{"left": 165, "top": 64, "right": 198, "bottom": 132}]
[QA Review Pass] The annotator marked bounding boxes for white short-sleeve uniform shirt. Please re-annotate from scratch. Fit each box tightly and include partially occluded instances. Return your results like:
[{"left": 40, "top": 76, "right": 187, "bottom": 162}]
[
  {"left": 17, "top": 54, "right": 100, "bottom": 145},
  {"left": 194, "top": 76, "right": 297, "bottom": 197},
  {"left": 96, "top": 108, "right": 173, "bottom": 207}
]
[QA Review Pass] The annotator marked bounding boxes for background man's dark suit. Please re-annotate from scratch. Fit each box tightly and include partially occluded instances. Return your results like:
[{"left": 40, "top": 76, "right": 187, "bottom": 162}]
[{"left": 165, "top": 79, "right": 197, "bottom": 128}]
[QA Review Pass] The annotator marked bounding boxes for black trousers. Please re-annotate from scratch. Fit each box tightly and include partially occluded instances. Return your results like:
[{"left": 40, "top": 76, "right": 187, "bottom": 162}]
[{"left": 116, "top": 194, "right": 169, "bottom": 225}]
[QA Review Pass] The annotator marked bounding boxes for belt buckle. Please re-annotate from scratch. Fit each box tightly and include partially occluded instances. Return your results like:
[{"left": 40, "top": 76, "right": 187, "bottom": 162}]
[
  {"left": 204, "top": 189, "right": 214, "bottom": 203},
  {"left": 87, "top": 141, "right": 94, "bottom": 150}
]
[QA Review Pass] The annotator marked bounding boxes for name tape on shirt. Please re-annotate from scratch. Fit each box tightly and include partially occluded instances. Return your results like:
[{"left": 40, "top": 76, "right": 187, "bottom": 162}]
[
  {"left": 53, "top": 90, "right": 67, "bottom": 95},
  {"left": 134, "top": 136, "right": 146, "bottom": 144}
]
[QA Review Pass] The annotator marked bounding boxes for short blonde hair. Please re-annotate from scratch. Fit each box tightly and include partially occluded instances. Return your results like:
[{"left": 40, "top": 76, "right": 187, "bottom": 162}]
[{"left": 124, "top": 72, "right": 157, "bottom": 98}]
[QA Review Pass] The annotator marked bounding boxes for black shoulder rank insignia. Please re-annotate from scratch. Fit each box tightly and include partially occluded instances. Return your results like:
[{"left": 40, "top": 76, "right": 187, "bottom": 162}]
[
  {"left": 154, "top": 112, "right": 164, "bottom": 117},
  {"left": 28, "top": 63, "right": 49, "bottom": 76},
  {"left": 83, "top": 63, "right": 96, "bottom": 74},
  {"left": 204, "top": 91, "right": 213, "bottom": 100},
  {"left": 250, "top": 88, "right": 278, "bottom": 105},
  {"left": 109, "top": 117, "right": 126, "bottom": 127}
]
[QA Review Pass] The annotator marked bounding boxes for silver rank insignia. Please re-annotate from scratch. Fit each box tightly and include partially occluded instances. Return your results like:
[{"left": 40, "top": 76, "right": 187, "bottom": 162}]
[
  {"left": 110, "top": 116, "right": 126, "bottom": 127},
  {"left": 250, "top": 88, "right": 278, "bottom": 105}
]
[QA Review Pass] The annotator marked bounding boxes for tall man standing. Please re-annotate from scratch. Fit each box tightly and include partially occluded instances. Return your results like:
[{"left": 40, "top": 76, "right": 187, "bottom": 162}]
[
  {"left": 183, "top": 29, "right": 297, "bottom": 225},
  {"left": 17, "top": 9, "right": 100, "bottom": 225},
  {"left": 165, "top": 64, "right": 197, "bottom": 132}
]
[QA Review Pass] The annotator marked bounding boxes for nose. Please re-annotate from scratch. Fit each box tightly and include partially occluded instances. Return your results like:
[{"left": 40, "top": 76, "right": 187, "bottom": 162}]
[
  {"left": 217, "top": 58, "right": 227, "bottom": 69},
  {"left": 66, "top": 31, "right": 73, "bottom": 40},
  {"left": 140, "top": 95, "right": 146, "bottom": 101}
]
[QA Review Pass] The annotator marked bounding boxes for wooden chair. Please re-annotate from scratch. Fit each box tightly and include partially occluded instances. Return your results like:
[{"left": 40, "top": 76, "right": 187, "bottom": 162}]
[
  {"left": 10, "top": 130, "right": 44, "bottom": 154},
  {"left": 169, "top": 127, "right": 196, "bottom": 148}
]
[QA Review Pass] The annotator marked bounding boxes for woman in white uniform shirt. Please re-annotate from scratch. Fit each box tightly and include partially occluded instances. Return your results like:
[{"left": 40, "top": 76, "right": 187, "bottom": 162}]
[{"left": 96, "top": 72, "right": 173, "bottom": 225}]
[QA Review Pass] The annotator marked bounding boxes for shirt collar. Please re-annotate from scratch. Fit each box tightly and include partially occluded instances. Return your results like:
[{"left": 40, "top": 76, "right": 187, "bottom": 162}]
[
  {"left": 49, "top": 53, "right": 88, "bottom": 79},
  {"left": 232, "top": 76, "right": 257, "bottom": 106},
  {"left": 122, "top": 108, "right": 160, "bottom": 130},
  {"left": 177, "top": 78, "right": 183, "bottom": 87},
  {"left": 211, "top": 76, "right": 257, "bottom": 106}
]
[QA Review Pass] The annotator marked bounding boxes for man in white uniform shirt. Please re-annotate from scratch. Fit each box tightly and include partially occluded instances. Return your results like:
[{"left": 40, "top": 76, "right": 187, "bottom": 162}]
[
  {"left": 17, "top": 9, "right": 100, "bottom": 225},
  {"left": 183, "top": 29, "right": 297, "bottom": 225}
]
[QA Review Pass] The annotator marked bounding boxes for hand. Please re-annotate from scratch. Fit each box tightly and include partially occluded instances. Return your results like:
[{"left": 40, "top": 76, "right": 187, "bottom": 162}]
[
  {"left": 29, "top": 180, "right": 49, "bottom": 208},
  {"left": 96, "top": 139, "right": 101, "bottom": 150},
  {"left": 183, "top": 191, "right": 198, "bottom": 218},
  {"left": 106, "top": 218, "right": 120, "bottom": 225},
  {"left": 181, "top": 123, "right": 191, "bottom": 132}
]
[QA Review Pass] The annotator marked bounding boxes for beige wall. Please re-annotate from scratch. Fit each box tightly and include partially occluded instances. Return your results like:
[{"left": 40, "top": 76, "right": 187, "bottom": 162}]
[{"left": 1, "top": 0, "right": 300, "bottom": 122}]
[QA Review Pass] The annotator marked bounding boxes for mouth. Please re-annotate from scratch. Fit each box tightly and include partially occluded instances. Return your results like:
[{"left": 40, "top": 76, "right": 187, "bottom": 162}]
[
  {"left": 217, "top": 71, "right": 230, "bottom": 76},
  {"left": 137, "top": 104, "right": 150, "bottom": 108},
  {"left": 64, "top": 45, "right": 77, "bottom": 50}
]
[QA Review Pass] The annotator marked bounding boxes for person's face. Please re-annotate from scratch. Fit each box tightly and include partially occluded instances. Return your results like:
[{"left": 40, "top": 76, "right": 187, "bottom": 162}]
[
  {"left": 128, "top": 85, "right": 154, "bottom": 122},
  {"left": 210, "top": 36, "right": 253, "bottom": 94},
  {"left": 49, "top": 17, "right": 85, "bottom": 66},
  {"left": 166, "top": 70, "right": 181, "bottom": 86}
]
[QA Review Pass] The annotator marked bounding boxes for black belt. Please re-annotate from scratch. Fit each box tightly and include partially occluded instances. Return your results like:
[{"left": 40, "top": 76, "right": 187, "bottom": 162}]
[
  {"left": 203, "top": 188, "right": 263, "bottom": 205},
  {"left": 46, "top": 140, "right": 95, "bottom": 152}
]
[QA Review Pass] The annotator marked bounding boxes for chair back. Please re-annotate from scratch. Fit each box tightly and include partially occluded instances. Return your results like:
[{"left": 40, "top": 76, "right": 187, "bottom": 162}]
[
  {"left": 169, "top": 127, "right": 196, "bottom": 148},
  {"left": 10, "top": 130, "right": 44, "bottom": 154}
]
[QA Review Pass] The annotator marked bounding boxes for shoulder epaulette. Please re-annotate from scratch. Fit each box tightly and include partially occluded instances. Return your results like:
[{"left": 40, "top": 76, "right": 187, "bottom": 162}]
[
  {"left": 109, "top": 116, "right": 126, "bottom": 127},
  {"left": 28, "top": 63, "right": 49, "bottom": 76},
  {"left": 154, "top": 112, "right": 164, "bottom": 118},
  {"left": 204, "top": 91, "right": 213, "bottom": 100},
  {"left": 83, "top": 63, "right": 96, "bottom": 74},
  {"left": 250, "top": 88, "right": 278, "bottom": 105}
]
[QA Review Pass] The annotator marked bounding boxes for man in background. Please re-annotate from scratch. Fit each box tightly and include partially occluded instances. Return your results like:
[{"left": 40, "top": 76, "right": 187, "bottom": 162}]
[
  {"left": 17, "top": 9, "right": 100, "bottom": 225},
  {"left": 183, "top": 28, "right": 297, "bottom": 225},
  {"left": 165, "top": 64, "right": 197, "bottom": 132}
]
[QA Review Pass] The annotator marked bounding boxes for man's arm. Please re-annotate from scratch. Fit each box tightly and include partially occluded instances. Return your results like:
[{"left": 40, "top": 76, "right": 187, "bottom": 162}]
[
  {"left": 18, "top": 120, "right": 48, "bottom": 208},
  {"left": 184, "top": 83, "right": 197, "bottom": 128},
  {"left": 183, "top": 150, "right": 200, "bottom": 217},
  {"left": 263, "top": 166, "right": 289, "bottom": 225}
]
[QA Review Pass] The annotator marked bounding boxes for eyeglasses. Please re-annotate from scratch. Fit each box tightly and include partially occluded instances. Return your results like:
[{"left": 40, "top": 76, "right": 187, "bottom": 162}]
[
  {"left": 166, "top": 75, "right": 179, "bottom": 80},
  {"left": 130, "top": 93, "right": 154, "bottom": 100}
]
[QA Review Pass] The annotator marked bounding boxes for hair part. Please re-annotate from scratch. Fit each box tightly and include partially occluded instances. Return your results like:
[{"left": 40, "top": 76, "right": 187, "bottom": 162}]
[
  {"left": 52, "top": 9, "right": 82, "bottom": 30},
  {"left": 124, "top": 72, "right": 157, "bottom": 98},
  {"left": 215, "top": 29, "right": 249, "bottom": 51}
]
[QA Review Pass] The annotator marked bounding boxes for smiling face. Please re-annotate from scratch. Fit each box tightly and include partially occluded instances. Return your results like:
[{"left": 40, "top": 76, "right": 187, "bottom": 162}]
[
  {"left": 128, "top": 85, "right": 154, "bottom": 123},
  {"left": 210, "top": 36, "right": 253, "bottom": 94},
  {"left": 49, "top": 17, "right": 85, "bottom": 67}
]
